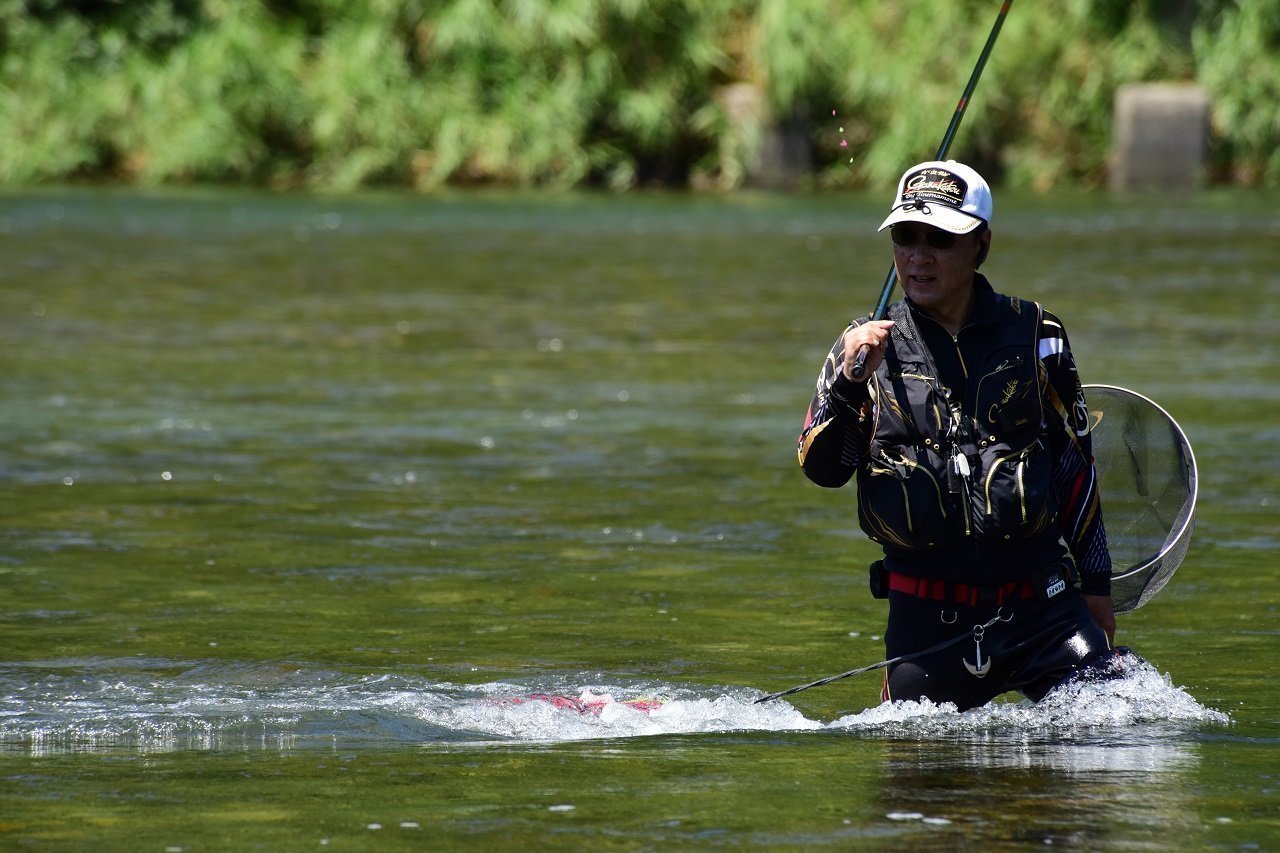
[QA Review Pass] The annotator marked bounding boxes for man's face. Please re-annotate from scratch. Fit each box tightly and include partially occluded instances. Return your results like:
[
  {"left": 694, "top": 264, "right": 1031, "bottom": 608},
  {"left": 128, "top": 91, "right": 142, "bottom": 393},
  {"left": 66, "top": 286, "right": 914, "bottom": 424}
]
[{"left": 891, "top": 224, "right": 989, "bottom": 318}]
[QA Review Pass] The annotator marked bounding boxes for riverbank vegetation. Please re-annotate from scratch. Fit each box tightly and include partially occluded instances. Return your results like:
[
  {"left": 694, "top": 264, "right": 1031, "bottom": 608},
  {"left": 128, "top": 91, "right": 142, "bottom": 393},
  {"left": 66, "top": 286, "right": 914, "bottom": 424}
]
[{"left": 1, "top": 0, "right": 1276, "bottom": 190}]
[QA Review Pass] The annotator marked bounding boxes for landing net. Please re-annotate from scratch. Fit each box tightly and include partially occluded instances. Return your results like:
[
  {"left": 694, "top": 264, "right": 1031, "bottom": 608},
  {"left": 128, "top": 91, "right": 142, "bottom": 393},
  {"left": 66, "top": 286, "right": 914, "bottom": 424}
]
[{"left": 1084, "top": 384, "right": 1198, "bottom": 613}]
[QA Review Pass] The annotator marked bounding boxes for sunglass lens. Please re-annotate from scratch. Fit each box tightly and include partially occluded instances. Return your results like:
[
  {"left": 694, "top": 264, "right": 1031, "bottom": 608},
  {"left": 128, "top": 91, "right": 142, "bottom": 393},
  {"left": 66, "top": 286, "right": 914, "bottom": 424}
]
[{"left": 891, "top": 226, "right": 956, "bottom": 249}]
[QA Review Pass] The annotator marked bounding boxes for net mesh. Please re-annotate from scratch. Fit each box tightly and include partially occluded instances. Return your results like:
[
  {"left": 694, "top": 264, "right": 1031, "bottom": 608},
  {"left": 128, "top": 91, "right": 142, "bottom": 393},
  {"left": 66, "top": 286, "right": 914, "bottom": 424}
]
[{"left": 1085, "top": 385, "right": 1198, "bottom": 613}]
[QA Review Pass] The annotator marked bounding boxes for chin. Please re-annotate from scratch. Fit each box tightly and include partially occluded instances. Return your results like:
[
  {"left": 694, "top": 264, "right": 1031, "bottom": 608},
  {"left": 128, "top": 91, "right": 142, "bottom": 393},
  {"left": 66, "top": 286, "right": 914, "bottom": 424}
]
[{"left": 904, "top": 287, "right": 936, "bottom": 306}]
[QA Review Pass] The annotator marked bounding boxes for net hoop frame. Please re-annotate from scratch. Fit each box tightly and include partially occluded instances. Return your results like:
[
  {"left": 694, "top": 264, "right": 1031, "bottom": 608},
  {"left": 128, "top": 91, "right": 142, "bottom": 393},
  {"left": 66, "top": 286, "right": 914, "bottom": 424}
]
[{"left": 1083, "top": 383, "right": 1198, "bottom": 600}]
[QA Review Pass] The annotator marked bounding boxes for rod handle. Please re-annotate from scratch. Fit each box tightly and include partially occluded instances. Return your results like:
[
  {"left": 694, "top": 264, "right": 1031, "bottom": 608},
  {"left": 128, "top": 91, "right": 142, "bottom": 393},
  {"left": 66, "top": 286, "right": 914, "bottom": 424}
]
[{"left": 850, "top": 345, "right": 870, "bottom": 380}]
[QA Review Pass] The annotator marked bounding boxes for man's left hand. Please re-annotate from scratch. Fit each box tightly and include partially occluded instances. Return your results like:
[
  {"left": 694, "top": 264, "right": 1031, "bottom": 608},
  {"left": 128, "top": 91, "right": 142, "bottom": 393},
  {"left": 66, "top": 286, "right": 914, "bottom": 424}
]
[{"left": 1082, "top": 593, "right": 1116, "bottom": 646}]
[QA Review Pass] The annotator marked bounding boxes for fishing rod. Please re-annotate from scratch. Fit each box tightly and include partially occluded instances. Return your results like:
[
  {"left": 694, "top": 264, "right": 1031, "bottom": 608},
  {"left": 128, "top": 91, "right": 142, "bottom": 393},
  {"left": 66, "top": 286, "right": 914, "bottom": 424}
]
[
  {"left": 850, "top": 0, "right": 1014, "bottom": 380},
  {"left": 755, "top": 2, "right": 1017, "bottom": 707}
]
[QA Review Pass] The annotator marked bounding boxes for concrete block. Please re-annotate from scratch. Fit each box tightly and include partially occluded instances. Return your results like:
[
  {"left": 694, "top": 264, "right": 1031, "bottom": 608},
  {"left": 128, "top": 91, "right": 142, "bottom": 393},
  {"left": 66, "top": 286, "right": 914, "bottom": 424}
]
[
  {"left": 718, "top": 82, "right": 812, "bottom": 190},
  {"left": 1111, "top": 83, "right": 1210, "bottom": 190}
]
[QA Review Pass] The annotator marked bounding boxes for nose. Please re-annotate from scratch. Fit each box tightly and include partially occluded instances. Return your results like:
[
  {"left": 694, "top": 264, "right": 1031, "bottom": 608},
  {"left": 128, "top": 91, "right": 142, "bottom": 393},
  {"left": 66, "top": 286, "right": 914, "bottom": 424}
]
[{"left": 907, "top": 240, "right": 936, "bottom": 262}]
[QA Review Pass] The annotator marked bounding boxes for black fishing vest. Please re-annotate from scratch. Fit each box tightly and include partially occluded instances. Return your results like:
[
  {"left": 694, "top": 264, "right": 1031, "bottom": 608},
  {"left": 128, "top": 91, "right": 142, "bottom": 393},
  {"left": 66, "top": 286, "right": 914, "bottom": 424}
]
[{"left": 856, "top": 295, "right": 1057, "bottom": 551}]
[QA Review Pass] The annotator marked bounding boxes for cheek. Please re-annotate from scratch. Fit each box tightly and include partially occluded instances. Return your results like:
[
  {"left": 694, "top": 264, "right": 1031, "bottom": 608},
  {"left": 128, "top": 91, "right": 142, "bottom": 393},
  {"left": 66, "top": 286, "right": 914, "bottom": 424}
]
[{"left": 938, "top": 251, "right": 970, "bottom": 276}]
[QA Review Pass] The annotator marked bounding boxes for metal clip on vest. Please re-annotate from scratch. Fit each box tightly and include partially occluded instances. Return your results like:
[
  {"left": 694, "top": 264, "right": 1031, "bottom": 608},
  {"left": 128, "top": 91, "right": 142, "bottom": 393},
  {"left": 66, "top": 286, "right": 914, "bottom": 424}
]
[{"left": 945, "top": 399, "right": 971, "bottom": 495}]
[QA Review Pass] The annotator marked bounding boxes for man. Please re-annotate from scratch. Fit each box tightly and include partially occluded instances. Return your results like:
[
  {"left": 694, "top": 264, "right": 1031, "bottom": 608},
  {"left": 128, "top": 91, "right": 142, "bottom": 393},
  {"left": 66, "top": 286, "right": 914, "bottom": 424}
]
[{"left": 798, "top": 160, "right": 1120, "bottom": 711}]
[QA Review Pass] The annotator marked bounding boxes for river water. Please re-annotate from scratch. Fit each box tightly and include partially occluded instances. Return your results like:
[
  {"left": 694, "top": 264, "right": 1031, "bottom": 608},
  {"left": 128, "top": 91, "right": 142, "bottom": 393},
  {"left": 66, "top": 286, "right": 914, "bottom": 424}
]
[{"left": 1, "top": 188, "right": 1277, "bottom": 848}]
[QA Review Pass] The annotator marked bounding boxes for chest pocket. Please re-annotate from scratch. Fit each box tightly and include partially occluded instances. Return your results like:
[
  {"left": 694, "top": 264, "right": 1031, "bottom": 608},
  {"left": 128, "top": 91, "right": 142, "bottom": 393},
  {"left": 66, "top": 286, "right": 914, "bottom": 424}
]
[
  {"left": 972, "top": 352, "right": 1038, "bottom": 436},
  {"left": 973, "top": 438, "right": 1056, "bottom": 539},
  {"left": 860, "top": 358, "right": 960, "bottom": 548},
  {"left": 857, "top": 444, "right": 955, "bottom": 549},
  {"left": 969, "top": 350, "right": 1055, "bottom": 539},
  {"left": 879, "top": 360, "right": 947, "bottom": 444}
]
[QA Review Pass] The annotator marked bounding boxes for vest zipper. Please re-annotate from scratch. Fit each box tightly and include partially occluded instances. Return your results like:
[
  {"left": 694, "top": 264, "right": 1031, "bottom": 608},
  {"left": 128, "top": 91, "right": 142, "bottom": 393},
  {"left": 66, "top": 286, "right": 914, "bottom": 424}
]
[
  {"left": 947, "top": 337, "right": 974, "bottom": 537},
  {"left": 898, "top": 480, "right": 914, "bottom": 536},
  {"left": 951, "top": 334, "right": 970, "bottom": 379},
  {"left": 1017, "top": 457, "right": 1026, "bottom": 524},
  {"left": 873, "top": 451, "right": 949, "bottom": 534},
  {"left": 984, "top": 446, "right": 1030, "bottom": 523},
  {"left": 918, "top": 461, "right": 948, "bottom": 522},
  {"left": 944, "top": 395, "right": 973, "bottom": 536}
]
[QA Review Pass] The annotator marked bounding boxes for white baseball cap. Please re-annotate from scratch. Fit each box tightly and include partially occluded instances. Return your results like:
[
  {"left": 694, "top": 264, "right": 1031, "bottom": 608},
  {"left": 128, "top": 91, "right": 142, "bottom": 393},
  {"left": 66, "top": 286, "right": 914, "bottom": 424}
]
[{"left": 877, "top": 160, "right": 992, "bottom": 234}]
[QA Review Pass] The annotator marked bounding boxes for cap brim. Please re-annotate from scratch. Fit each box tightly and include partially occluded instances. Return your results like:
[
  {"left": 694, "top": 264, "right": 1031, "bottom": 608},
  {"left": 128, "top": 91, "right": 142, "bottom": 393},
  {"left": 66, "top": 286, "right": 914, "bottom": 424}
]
[{"left": 878, "top": 206, "right": 985, "bottom": 234}]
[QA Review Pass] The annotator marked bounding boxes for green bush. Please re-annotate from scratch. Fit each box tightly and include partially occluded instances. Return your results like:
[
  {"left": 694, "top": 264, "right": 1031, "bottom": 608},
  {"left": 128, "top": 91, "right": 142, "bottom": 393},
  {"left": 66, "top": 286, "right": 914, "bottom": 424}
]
[
  {"left": 1193, "top": 0, "right": 1280, "bottom": 184},
  {"left": 0, "top": 0, "right": 1276, "bottom": 190}
]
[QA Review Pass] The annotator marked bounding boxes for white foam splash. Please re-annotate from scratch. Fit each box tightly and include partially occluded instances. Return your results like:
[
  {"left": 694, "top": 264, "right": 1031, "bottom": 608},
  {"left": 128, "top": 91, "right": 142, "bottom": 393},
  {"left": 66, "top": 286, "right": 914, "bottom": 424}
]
[
  {"left": 420, "top": 686, "right": 821, "bottom": 742},
  {"left": 0, "top": 654, "right": 1227, "bottom": 754},
  {"left": 825, "top": 652, "right": 1229, "bottom": 735}
]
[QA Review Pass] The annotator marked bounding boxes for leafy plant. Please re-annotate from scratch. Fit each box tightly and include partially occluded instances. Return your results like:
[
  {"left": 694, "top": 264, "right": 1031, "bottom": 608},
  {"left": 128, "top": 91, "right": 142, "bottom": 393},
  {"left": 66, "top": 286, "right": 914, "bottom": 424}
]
[{"left": 0, "top": 0, "right": 1276, "bottom": 189}]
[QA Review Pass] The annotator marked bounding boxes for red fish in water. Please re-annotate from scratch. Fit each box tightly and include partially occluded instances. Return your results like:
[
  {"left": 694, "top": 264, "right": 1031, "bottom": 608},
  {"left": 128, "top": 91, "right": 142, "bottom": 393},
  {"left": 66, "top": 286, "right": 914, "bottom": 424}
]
[{"left": 503, "top": 692, "right": 665, "bottom": 716}]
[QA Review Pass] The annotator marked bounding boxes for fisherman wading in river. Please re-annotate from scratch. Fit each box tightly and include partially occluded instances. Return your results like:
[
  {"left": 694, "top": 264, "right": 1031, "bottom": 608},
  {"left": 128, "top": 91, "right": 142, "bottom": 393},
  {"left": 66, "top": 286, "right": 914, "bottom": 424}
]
[{"left": 797, "top": 161, "right": 1126, "bottom": 711}]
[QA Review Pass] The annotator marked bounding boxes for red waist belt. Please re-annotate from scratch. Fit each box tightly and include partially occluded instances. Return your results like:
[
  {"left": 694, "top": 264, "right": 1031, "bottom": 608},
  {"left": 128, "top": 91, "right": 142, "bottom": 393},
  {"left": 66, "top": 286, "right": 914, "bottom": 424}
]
[{"left": 888, "top": 571, "right": 1037, "bottom": 608}]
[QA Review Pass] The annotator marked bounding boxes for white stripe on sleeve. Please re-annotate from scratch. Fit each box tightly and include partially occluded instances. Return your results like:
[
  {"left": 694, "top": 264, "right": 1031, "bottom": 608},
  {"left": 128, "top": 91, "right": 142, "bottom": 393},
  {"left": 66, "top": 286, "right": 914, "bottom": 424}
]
[{"left": 1038, "top": 337, "right": 1064, "bottom": 360}]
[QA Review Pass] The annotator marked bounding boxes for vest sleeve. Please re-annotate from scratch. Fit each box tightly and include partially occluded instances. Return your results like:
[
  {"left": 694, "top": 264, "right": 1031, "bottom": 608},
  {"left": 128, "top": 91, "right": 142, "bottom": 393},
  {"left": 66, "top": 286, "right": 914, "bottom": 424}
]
[
  {"left": 1039, "top": 310, "right": 1113, "bottom": 595},
  {"left": 798, "top": 325, "right": 870, "bottom": 488}
]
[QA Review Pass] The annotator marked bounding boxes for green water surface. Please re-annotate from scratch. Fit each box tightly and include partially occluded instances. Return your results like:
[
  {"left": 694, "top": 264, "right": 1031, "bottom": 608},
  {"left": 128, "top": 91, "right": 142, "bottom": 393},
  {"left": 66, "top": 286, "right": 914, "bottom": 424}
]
[{"left": 1, "top": 189, "right": 1277, "bottom": 849}]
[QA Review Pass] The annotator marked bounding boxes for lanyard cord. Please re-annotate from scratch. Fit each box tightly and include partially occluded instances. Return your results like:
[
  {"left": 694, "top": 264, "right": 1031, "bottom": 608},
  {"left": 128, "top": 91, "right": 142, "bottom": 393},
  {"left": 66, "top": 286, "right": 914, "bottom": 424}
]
[{"left": 753, "top": 608, "right": 1011, "bottom": 704}]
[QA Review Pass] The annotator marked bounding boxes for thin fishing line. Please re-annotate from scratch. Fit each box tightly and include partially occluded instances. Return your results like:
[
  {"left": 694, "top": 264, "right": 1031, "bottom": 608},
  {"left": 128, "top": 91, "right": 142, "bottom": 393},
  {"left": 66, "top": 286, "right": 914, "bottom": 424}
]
[{"left": 755, "top": 609, "right": 1012, "bottom": 704}]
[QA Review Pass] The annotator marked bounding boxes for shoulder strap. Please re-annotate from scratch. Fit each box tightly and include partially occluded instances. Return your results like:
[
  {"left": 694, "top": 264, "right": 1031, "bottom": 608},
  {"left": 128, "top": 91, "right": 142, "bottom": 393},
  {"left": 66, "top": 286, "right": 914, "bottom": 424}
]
[
  {"left": 886, "top": 299, "right": 921, "bottom": 346},
  {"left": 1029, "top": 299, "right": 1046, "bottom": 400}
]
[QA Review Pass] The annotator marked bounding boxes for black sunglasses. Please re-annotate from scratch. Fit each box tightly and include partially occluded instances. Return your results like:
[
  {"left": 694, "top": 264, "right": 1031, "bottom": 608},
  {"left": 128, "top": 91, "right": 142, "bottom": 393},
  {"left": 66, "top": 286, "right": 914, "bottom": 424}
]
[{"left": 890, "top": 225, "right": 958, "bottom": 249}]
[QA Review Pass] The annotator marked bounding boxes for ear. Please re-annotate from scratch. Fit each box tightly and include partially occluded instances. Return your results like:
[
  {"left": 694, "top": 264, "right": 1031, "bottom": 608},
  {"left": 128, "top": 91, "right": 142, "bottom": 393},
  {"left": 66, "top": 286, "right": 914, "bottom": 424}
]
[{"left": 975, "top": 228, "right": 991, "bottom": 268}]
